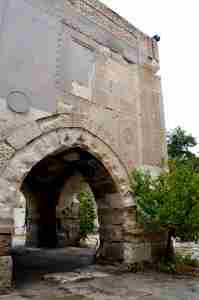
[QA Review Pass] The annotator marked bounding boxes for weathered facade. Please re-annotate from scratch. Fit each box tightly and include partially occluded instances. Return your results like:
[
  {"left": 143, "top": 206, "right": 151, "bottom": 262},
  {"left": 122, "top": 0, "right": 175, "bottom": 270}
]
[{"left": 0, "top": 0, "right": 167, "bottom": 289}]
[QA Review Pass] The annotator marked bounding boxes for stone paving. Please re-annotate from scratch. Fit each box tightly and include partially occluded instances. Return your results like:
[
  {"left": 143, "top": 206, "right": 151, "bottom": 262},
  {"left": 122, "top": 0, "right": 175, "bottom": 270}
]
[
  {"left": 1, "top": 246, "right": 199, "bottom": 300},
  {"left": 1, "top": 268, "right": 199, "bottom": 300}
]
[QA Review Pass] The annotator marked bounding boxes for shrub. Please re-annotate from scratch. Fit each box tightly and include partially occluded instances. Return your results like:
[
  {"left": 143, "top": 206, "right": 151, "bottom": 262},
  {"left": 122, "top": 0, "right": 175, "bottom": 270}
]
[
  {"left": 157, "top": 254, "right": 199, "bottom": 274},
  {"left": 78, "top": 189, "right": 96, "bottom": 239},
  {"left": 130, "top": 160, "right": 199, "bottom": 259}
]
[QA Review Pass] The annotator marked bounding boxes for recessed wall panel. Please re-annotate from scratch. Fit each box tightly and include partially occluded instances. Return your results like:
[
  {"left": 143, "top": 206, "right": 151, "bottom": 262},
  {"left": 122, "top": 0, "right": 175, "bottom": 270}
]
[{"left": 0, "top": 0, "right": 60, "bottom": 112}]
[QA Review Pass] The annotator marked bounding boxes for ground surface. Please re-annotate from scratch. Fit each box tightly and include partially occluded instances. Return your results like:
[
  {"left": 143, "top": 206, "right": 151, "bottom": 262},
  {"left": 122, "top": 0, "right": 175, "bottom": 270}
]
[{"left": 1, "top": 246, "right": 199, "bottom": 300}]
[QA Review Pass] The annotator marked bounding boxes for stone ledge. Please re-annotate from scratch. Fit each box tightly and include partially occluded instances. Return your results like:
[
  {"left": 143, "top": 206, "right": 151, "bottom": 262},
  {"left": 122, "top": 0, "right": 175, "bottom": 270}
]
[{"left": 0, "top": 226, "right": 12, "bottom": 235}]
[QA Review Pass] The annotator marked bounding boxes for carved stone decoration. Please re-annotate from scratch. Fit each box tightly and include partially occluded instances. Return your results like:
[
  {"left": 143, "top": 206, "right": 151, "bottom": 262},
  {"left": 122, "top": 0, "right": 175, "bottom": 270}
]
[{"left": 123, "top": 128, "right": 134, "bottom": 145}]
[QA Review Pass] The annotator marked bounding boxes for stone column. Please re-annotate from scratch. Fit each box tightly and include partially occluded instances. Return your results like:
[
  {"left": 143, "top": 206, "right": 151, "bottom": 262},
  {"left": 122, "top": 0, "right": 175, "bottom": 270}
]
[
  {"left": 25, "top": 192, "right": 39, "bottom": 247},
  {"left": 98, "top": 206, "right": 124, "bottom": 262},
  {"left": 26, "top": 216, "right": 39, "bottom": 247},
  {"left": 98, "top": 198, "right": 160, "bottom": 265},
  {"left": 96, "top": 193, "right": 128, "bottom": 263},
  {"left": 56, "top": 173, "right": 82, "bottom": 247},
  {"left": 122, "top": 206, "right": 152, "bottom": 264},
  {"left": 0, "top": 208, "right": 13, "bottom": 292},
  {"left": 122, "top": 206, "right": 167, "bottom": 265}
]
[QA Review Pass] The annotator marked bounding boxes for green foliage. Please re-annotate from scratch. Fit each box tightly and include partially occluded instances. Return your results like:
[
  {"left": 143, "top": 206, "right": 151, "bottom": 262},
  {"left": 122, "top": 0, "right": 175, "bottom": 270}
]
[
  {"left": 158, "top": 254, "right": 199, "bottom": 274},
  {"left": 130, "top": 161, "right": 199, "bottom": 255},
  {"left": 192, "top": 156, "right": 199, "bottom": 172},
  {"left": 167, "top": 126, "right": 197, "bottom": 160},
  {"left": 182, "top": 254, "right": 199, "bottom": 268},
  {"left": 78, "top": 189, "right": 96, "bottom": 239},
  {"left": 158, "top": 256, "right": 177, "bottom": 274}
]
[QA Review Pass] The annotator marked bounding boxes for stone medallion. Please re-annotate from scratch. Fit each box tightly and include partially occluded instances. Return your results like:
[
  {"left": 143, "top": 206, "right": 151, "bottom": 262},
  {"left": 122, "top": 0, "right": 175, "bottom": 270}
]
[{"left": 7, "top": 91, "right": 30, "bottom": 113}]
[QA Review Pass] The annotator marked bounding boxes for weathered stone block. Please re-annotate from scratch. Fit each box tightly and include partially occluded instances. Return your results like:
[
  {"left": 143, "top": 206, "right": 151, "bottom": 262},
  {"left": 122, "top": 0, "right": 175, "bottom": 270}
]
[
  {"left": 124, "top": 242, "right": 152, "bottom": 264},
  {"left": 103, "top": 226, "right": 123, "bottom": 242},
  {"left": 99, "top": 242, "right": 124, "bottom": 262},
  {"left": 0, "top": 256, "right": 12, "bottom": 293},
  {"left": 105, "top": 193, "right": 134, "bottom": 209},
  {"left": 0, "top": 180, "right": 17, "bottom": 207},
  {"left": 0, "top": 208, "right": 13, "bottom": 227},
  {"left": 119, "top": 117, "right": 139, "bottom": 168},
  {"left": 0, "top": 143, "right": 15, "bottom": 171},
  {"left": 38, "top": 114, "right": 72, "bottom": 133},
  {"left": 151, "top": 241, "right": 167, "bottom": 261},
  {"left": 123, "top": 207, "right": 137, "bottom": 235},
  {"left": 71, "top": 81, "right": 91, "bottom": 101},
  {"left": 98, "top": 208, "right": 124, "bottom": 225},
  {"left": 41, "top": 131, "right": 60, "bottom": 154},
  {"left": 7, "top": 122, "right": 41, "bottom": 150},
  {"left": 0, "top": 97, "right": 51, "bottom": 142},
  {"left": 0, "top": 233, "right": 11, "bottom": 256},
  {"left": 26, "top": 223, "right": 39, "bottom": 247}
]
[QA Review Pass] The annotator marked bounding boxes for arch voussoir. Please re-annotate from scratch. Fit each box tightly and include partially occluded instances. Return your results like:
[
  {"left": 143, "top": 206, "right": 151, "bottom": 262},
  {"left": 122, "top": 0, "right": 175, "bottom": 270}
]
[{"left": 1, "top": 126, "right": 132, "bottom": 208}]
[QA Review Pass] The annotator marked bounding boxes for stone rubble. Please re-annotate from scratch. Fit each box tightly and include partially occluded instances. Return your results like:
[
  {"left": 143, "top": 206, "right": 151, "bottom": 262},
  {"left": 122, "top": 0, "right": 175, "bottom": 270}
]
[
  {"left": 175, "top": 241, "right": 199, "bottom": 260},
  {"left": 43, "top": 270, "right": 109, "bottom": 284}
]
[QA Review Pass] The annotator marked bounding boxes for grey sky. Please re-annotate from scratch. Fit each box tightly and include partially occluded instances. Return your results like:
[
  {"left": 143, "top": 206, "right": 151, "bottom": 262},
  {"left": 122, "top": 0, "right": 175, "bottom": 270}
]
[{"left": 102, "top": 0, "right": 199, "bottom": 153}]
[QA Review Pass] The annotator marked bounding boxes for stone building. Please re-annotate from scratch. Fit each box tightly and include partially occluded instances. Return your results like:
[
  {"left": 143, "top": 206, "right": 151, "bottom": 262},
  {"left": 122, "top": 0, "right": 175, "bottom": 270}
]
[{"left": 0, "top": 0, "right": 167, "bottom": 289}]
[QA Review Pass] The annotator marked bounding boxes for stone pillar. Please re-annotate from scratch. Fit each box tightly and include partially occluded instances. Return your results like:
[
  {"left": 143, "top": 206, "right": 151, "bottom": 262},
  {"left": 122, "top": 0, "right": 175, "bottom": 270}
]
[
  {"left": 25, "top": 193, "right": 40, "bottom": 247},
  {"left": 97, "top": 207, "right": 124, "bottom": 262},
  {"left": 23, "top": 186, "right": 38, "bottom": 247},
  {"left": 122, "top": 206, "right": 167, "bottom": 265},
  {"left": 0, "top": 208, "right": 13, "bottom": 292},
  {"left": 26, "top": 217, "right": 39, "bottom": 247},
  {"left": 98, "top": 200, "right": 162, "bottom": 265},
  {"left": 56, "top": 173, "right": 82, "bottom": 247}
]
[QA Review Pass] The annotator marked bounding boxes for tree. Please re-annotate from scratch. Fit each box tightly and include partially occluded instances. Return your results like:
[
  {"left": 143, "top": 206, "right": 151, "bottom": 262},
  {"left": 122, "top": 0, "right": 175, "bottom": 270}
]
[
  {"left": 130, "top": 161, "right": 199, "bottom": 259},
  {"left": 78, "top": 189, "right": 96, "bottom": 240},
  {"left": 167, "top": 127, "right": 197, "bottom": 160}
]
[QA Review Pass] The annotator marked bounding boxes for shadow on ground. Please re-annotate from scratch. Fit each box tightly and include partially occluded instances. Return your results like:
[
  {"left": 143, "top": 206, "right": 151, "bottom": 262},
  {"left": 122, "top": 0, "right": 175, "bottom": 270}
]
[{"left": 11, "top": 246, "right": 95, "bottom": 287}]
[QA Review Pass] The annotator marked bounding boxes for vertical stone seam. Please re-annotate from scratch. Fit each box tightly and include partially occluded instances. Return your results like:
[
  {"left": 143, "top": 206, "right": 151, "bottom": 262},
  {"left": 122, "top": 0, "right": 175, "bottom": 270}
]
[
  {"left": 135, "top": 67, "right": 143, "bottom": 166},
  {"left": 157, "top": 79, "right": 168, "bottom": 164},
  {"left": 55, "top": 22, "right": 65, "bottom": 108},
  {"left": 0, "top": 0, "right": 10, "bottom": 49}
]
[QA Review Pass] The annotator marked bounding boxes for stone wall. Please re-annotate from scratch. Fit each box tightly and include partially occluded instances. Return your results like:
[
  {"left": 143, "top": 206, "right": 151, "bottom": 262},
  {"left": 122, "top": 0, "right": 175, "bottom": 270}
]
[
  {"left": 0, "top": 0, "right": 166, "bottom": 172},
  {"left": 0, "top": 0, "right": 167, "bottom": 289},
  {"left": 0, "top": 210, "right": 12, "bottom": 292}
]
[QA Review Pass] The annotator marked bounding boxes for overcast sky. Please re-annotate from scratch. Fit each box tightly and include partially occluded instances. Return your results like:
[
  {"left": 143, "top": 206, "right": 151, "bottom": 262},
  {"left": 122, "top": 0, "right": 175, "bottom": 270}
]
[{"left": 102, "top": 0, "right": 199, "bottom": 154}]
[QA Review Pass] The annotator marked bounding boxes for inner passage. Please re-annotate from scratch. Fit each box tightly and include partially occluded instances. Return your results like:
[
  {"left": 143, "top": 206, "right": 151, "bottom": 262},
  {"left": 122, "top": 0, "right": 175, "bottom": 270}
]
[{"left": 17, "top": 148, "right": 117, "bottom": 249}]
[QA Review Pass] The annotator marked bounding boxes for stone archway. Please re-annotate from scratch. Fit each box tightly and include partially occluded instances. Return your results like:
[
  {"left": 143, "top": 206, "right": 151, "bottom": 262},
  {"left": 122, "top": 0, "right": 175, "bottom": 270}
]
[
  {"left": 21, "top": 146, "right": 125, "bottom": 256},
  {"left": 0, "top": 127, "right": 138, "bottom": 284},
  {"left": 2, "top": 127, "right": 131, "bottom": 200}
]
